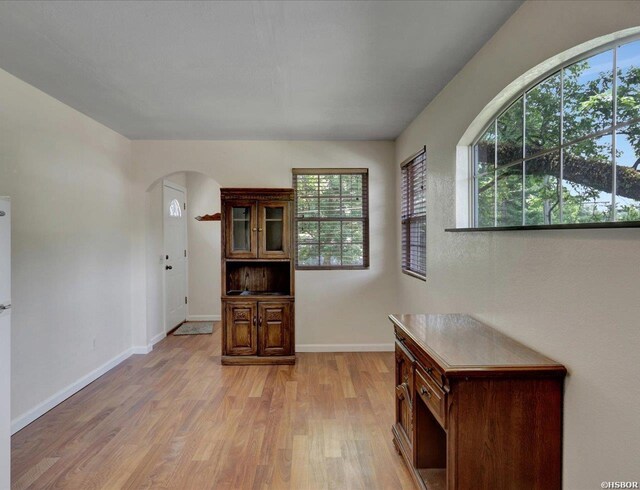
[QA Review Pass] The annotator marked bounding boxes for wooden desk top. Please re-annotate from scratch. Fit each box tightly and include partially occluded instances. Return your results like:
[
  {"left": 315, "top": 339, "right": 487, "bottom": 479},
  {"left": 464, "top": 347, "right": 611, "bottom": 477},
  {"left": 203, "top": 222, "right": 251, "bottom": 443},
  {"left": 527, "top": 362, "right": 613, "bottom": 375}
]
[{"left": 389, "top": 314, "right": 566, "bottom": 377}]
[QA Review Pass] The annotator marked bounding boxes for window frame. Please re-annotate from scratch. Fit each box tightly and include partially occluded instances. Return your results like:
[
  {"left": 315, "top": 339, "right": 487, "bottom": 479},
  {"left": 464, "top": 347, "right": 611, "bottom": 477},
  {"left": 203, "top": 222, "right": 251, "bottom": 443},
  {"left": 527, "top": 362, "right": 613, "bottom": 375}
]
[
  {"left": 471, "top": 34, "right": 640, "bottom": 228},
  {"left": 401, "top": 146, "right": 427, "bottom": 281},
  {"left": 292, "top": 168, "right": 370, "bottom": 270}
]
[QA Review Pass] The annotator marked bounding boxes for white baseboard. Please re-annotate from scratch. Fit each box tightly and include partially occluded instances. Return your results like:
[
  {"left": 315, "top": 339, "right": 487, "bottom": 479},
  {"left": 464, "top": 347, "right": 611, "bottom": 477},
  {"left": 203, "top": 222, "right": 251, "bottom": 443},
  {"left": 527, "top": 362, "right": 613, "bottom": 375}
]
[
  {"left": 131, "top": 332, "right": 166, "bottom": 355},
  {"left": 295, "top": 343, "right": 394, "bottom": 352},
  {"left": 187, "top": 315, "right": 220, "bottom": 321},
  {"left": 131, "top": 345, "right": 152, "bottom": 354},
  {"left": 150, "top": 332, "right": 166, "bottom": 346},
  {"left": 11, "top": 347, "right": 135, "bottom": 434}
]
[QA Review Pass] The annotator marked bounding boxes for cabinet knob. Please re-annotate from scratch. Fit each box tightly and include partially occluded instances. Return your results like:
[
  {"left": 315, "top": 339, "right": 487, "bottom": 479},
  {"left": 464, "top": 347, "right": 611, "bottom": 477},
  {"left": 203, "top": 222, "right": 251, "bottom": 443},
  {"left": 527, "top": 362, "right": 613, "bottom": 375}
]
[
  {"left": 252, "top": 227, "right": 257, "bottom": 231},
  {"left": 253, "top": 316, "right": 257, "bottom": 326},
  {"left": 258, "top": 228, "right": 263, "bottom": 232},
  {"left": 420, "top": 386, "right": 431, "bottom": 398}
]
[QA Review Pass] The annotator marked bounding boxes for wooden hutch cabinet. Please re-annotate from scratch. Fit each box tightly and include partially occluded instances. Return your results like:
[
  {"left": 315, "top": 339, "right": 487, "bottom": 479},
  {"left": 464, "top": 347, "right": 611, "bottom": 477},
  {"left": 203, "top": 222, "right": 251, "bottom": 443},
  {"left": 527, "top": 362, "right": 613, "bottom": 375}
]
[
  {"left": 221, "top": 188, "right": 295, "bottom": 365},
  {"left": 390, "top": 314, "right": 566, "bottom": 490}
]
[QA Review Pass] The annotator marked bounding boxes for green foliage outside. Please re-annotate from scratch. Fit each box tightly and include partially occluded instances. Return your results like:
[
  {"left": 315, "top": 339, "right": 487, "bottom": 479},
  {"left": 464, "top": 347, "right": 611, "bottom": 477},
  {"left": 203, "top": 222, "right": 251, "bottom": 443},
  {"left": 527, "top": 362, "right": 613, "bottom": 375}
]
[
  {"left": 296, "top": 174, "right": 365, "bottom": 266},
  {"left": 476, "top": 41, "right": 640, "bottom": 226}
]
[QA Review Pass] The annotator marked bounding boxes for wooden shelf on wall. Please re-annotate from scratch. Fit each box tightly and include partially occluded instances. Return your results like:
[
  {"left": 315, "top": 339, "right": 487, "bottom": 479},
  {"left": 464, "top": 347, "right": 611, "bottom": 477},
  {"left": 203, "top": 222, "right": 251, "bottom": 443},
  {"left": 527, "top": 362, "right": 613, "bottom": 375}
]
[{"left": 195, "top": 213, "right": 221, "bottom": 221}]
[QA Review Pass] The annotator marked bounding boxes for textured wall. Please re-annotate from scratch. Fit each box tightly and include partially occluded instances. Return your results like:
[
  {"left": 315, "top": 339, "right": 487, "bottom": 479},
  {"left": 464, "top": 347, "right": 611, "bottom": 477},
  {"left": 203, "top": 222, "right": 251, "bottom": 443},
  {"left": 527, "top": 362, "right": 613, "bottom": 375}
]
[{"left": 395, "top": 2, "right": 640, "bottom": 488}]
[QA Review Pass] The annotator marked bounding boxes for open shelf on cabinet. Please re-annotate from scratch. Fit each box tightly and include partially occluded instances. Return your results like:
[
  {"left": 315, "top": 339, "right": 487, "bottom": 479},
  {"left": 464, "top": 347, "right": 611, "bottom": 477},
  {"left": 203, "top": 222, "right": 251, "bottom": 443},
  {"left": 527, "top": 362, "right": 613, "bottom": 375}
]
[
  {"left": 414, "top": 392, "right": 447, "bottom": 490},
  {"left": 226, "top": 290, "right": 289, "bottom": 297},
  {"left": 225, "top": 261, "right": 291, "bottom": 296}
]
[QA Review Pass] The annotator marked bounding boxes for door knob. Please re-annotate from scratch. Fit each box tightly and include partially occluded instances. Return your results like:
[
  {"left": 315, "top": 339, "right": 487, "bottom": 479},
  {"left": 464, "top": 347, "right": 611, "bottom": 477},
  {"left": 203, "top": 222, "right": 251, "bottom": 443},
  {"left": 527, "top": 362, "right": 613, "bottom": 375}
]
[{"left": 165, "top": 265, "right": 173, "bottom": 270}]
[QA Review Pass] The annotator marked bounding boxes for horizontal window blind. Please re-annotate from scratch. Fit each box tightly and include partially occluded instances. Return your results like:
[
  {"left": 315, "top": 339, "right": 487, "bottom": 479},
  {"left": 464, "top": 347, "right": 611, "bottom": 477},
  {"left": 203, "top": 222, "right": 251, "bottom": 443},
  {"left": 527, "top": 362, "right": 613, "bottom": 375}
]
[
  {"left": 293, "top": 168, "right": 369, "bottom": 269},
  {"left": 401, "top": 148, "right": 426, "bottom": 279}
]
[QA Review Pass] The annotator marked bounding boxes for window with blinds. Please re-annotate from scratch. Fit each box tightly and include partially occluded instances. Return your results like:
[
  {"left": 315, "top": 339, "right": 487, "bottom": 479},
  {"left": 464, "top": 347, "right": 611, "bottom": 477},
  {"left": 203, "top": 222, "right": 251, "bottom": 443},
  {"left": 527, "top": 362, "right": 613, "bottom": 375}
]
[
  {"left": 401, "top": 148, "right": 426, "bottom": 279},
  {"left": 292, "top": 168, "right": 369, "bottom": 269}
]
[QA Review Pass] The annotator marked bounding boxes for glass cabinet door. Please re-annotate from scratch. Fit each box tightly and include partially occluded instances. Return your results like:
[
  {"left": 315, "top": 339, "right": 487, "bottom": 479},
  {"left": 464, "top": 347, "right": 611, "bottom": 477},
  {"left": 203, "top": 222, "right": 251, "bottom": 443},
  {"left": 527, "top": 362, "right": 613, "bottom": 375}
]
[
  {"left": 225, "top": 202, "right": 257, "bottom": 258},
  {"left": 232, "top": 207, "right": 251, "bottom": 250},
  {"left": 259, "top": 202, "right": 290, "bottom": 258}
]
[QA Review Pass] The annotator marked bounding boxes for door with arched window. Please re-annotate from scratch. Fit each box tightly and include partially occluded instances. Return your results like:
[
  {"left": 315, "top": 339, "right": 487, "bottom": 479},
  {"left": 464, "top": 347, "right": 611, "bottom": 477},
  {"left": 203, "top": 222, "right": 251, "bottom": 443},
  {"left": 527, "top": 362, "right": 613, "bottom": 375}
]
[{"left": 164, "top": 181, "right": 188, "bottom": 331}]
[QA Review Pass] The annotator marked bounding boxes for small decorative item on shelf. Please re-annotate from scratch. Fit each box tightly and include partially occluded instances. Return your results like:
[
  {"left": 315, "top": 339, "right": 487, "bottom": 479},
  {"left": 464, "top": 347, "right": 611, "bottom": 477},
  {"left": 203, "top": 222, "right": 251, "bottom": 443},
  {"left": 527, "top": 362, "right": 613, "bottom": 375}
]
[{"left": 194, "top": 213, "right": 221, "bottom": 221}]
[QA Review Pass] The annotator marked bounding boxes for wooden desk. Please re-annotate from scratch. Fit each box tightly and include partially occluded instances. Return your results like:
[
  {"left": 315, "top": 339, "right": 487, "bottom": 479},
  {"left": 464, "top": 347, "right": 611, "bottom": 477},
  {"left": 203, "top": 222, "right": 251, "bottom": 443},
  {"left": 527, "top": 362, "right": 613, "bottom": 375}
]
[{"left": 389, "top": 314, "right": 566, "bottom": 490}]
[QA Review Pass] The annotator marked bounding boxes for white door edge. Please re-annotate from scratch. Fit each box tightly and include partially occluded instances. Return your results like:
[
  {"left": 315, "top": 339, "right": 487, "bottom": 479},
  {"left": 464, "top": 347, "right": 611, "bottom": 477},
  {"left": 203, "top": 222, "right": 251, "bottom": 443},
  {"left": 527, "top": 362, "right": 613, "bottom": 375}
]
[{"left": 0, "top": 197, "right": 10, "bottom": 490}]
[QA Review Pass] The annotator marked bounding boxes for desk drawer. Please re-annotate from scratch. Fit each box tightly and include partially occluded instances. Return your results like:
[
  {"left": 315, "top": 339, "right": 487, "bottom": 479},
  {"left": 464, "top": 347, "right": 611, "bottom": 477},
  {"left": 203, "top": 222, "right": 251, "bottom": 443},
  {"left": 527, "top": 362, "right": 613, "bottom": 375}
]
[{"left": 416, "top": 366, "right": 447, "bottom": 428}]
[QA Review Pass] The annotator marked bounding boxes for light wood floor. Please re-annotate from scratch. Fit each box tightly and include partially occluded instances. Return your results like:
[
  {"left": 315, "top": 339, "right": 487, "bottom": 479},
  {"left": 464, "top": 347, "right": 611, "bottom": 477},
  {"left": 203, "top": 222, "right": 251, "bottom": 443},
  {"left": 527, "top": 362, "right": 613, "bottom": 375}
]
[{"left": 11, "top": 324, "right": 413, "bottom": 489}]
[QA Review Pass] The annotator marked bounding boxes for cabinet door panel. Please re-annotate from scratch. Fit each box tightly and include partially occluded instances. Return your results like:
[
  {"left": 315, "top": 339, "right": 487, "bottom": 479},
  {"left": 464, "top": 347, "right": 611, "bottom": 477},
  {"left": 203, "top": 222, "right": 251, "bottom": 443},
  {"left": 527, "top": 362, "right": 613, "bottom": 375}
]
[
  {"left": 258, "top": 302, "right": 291, "bottom": 356},
  {"left": 225, "top": 201, "right": 257, "bottom": 258},
  {"left": 395, "top": 341, "right": 415, "bottom": 451},
  {"left": 258, "top": 202, "right": 290, "bottom": 258},
  {"left": 225, "top": 301, "right": 257, "bottom": 355}
]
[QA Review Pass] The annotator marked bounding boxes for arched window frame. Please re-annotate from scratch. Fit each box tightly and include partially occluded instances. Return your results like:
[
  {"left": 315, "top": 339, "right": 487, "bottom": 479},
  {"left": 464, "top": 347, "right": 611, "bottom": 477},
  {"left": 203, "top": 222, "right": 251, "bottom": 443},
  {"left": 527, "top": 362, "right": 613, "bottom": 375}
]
[
  {"left": 169, "top": 198, "right": 183, "bottom": 218},
  {"left": 470, "top": 33, "right": 640, "bottom": 228}
]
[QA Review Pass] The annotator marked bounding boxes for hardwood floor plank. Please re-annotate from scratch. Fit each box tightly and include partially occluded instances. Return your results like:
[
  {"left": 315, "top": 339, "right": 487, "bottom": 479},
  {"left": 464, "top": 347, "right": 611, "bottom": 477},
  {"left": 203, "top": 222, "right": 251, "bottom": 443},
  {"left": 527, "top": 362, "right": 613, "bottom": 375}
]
[
  {"left": 12, "top": 325, "right": 413, "bottom": 489},
  {"left": 11, "top": 457, "right": 58, "bottom": 490}
]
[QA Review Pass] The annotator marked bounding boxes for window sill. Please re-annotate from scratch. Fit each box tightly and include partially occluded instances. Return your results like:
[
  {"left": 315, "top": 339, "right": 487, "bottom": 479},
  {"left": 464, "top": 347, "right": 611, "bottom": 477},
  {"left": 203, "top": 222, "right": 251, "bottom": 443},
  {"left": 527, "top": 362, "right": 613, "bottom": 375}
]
[
  {"left": 296, "top": 265, "right": 369, "bottom": 271},
  {"left": 445, "top": 221, "right": 640, "bottom": 232},
  {"left": 402, "top": 269, "right": 426, "bottom": 281}
]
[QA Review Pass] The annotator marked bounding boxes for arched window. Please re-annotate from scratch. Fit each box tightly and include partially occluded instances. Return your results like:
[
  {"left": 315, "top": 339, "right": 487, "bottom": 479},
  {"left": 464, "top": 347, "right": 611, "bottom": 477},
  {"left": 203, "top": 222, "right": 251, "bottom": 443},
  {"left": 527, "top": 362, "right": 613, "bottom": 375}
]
[
  {"left": 473, "top": 37, "right": 640, "bottom": 227},
  {"left": 169, "top": 198, "right": 182, "bottom": 218}
]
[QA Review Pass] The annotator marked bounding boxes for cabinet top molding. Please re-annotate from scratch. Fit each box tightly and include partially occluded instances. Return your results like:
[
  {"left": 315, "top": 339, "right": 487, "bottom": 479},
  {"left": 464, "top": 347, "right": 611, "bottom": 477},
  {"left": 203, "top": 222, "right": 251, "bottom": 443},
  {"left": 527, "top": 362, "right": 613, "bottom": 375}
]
[
  {"left": 221, "top": 188, "right": 294, "bottom": 201},
  {"left": 390, "top": 313, "right": 567, "bottom": 378}
]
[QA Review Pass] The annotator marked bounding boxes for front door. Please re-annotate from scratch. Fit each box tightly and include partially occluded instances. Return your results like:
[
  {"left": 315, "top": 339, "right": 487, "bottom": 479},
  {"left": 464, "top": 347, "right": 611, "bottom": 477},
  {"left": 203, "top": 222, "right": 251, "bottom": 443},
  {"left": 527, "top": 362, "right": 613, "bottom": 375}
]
[
  {"left": 0, "top": 198, "right": 11, "bottom": 489},
  {"left": 163, "top": 182, "right": 187, "bottom": 331}
]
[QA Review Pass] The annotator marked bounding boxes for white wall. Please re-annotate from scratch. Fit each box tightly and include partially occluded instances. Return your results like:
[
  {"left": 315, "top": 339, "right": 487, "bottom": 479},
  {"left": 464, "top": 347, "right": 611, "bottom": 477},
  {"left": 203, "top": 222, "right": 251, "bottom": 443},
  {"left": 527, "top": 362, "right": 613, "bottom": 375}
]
[
  {"left": 132, "top": 140, "right": 397, "bottom": 349},
  {"left": 395, "top": 1, "right": 640, "bottom": 488},
  {"left": 0, "top": 68, "right": 135, "bottom": 429},
  {"left": 145, "top": 179, "right": 164, "bottom": 344},
  {"left": 185, "top": 172, "right": 221, "bottom": 321}
]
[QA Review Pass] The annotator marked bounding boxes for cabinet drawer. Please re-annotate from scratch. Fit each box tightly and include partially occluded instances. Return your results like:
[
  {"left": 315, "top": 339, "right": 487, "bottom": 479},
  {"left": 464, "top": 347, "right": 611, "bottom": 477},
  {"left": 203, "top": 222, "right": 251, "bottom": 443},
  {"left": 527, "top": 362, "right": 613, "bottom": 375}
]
[
  {"left": 395, "top": 325, "right": 447, "bottom": 390},
  {"left": 416, "top": 366, "right": 447, "bottom": 429}
]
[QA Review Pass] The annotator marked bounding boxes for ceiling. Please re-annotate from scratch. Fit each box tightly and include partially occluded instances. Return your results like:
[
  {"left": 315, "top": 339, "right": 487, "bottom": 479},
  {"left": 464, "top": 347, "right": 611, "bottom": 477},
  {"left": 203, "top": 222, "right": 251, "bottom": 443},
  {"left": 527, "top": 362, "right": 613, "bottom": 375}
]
[{"left": 0, "top": 1, "right": 522, "bottom": 140}]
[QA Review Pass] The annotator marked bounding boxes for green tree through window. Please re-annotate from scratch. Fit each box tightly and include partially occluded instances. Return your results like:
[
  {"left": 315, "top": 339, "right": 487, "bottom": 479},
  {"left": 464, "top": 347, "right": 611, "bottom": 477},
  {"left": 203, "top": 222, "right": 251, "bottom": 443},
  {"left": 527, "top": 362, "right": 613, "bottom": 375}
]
[
  {"left": 473, "top": 37, "right": 640, "bottom": 226},
  {"left": 293, "top": 169, "right": 369, "bottom": 269}
]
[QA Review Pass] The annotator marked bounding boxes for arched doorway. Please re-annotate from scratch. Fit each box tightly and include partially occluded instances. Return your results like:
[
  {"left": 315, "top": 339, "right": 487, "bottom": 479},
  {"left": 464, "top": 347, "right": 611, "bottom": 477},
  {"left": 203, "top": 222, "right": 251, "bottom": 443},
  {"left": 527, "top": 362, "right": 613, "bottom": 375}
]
[{"left": 145, "top": 171, "right": 222, "bottom": 346}]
